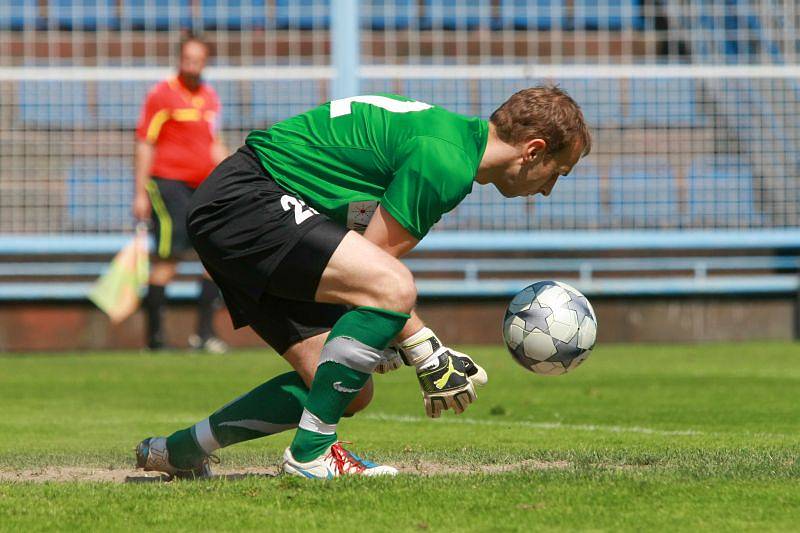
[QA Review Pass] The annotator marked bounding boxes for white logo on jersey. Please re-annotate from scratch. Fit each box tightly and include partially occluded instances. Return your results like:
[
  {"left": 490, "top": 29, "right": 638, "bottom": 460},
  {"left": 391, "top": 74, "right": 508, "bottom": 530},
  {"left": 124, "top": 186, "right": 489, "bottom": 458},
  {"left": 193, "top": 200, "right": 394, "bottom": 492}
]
[{"left": 329, "top": 95, "right": 433, "bottom": 118}]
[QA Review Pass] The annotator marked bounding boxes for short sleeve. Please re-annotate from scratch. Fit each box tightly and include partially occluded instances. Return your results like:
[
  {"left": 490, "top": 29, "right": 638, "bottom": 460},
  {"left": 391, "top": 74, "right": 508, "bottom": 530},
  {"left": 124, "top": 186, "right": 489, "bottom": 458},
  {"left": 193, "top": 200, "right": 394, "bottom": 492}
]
[
  {"left": 135, "top": 85, "right": 169, "bottom": 143},
  {"left": 382, "top": 138, "right": 474, "bottom": 240}
]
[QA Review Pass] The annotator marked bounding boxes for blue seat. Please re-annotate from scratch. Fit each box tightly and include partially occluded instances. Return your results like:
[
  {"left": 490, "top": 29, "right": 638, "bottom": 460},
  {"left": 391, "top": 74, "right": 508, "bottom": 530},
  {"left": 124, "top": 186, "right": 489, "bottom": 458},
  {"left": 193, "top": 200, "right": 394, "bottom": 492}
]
[
  {"left": 609, "top": 157, "right": 678, "bottom": 228},
  {"left": 625, "top": 79, "right": 705, "bottom": 128},
  {"left": 48, "top": 0, "right": 119, "bottom": 30},
  {"left": 687, "top": 156, "right": 759, "bottom": 227},
  {"left": 0, "top": 0, "right": 41, "bottom": 30},
  {"left": 693, "top": 1, "right": 764, "bottom": 61},
  {"left": 533, "top": 159, "right": 603, "bottom": 229},
  {"left": 199, "top": 0, "right": 266, "bottom": 30},
  {"left": 363, "top": 0, "right": 417, "bottom": 30},
  {"left": 569, "top": 0, "right": 643, "bottom": 31},
  {"left": 95, "top": 80, "right": 151, "bottom": 129},
  {"left": 496, "top": 0, "right": 565, "bottom": 31},
  {"left": 554, "top": 78, "right": 624, "bottom": 129},
  {"left": 421, "top": 0, "right": 490, "bottom": 30},
  {"left": 121, "top": 0, "right": 191, "bottom": 30},
  {"left": 446, "top": 184, "right": 530, "bottom": 231},
  {"left": 360, "top": 79, "right": 401, "bottom": 96},
  {"left": 211, "top": 80, "right": 245, "bottom": 130},
  {"left": 251, "top": 80, "right": 324, "bottom": 128},
  {"left": 275, "top": 0, "right": 330, "bottom": 30},
  {"left": 477, "top": 79, "right": 529, "bottom": 119},
  {"left": 18, "top": 81, "right": 89, "bottom": 129},
  {"left": 67, "top": 159, "right": 134, "bottom": 231},
  {"left": 401, "top": 79, "right": 476, "bottom": 116}
]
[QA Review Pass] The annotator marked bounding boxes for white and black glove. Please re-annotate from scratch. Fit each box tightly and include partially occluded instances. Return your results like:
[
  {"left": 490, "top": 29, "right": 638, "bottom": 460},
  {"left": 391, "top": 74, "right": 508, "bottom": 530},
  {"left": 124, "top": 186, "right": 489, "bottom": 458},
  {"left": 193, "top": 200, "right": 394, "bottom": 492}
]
[
  {"left": 374, "top": 346, "right": 404, "bottom": 374},
  {"left": 398, "top": 327, "right": 488, "bottom": 418}
]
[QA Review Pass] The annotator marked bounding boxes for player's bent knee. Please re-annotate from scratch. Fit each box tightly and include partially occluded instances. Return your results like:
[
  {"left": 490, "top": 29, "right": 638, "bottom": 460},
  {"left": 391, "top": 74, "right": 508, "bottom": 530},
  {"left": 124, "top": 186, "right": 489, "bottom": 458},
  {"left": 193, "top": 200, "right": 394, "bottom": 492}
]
[
  {"left": 369, "top": 263, "right": 416, "bottom": 313},
  {"left": 343, "top": 377, "right": 374, "bottom": 416}
]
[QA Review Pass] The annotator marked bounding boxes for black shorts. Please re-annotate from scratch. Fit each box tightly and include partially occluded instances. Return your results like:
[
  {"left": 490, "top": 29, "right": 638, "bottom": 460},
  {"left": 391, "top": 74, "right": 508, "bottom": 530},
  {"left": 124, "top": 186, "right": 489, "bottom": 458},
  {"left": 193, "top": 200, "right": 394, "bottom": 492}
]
[
  {"left": 187, "top": 145, "right": 350, "bottom": 354},
  {"left": 146, "top": 176, "right": 196, "bottom": 260}
]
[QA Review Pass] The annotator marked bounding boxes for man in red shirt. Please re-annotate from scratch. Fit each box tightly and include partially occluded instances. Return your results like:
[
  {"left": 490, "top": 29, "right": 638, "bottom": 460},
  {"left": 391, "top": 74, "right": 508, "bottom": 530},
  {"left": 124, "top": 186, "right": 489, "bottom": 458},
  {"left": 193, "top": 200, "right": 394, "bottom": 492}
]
[{"left": 133, "top": 35, "right": 229, "bottom": 352}]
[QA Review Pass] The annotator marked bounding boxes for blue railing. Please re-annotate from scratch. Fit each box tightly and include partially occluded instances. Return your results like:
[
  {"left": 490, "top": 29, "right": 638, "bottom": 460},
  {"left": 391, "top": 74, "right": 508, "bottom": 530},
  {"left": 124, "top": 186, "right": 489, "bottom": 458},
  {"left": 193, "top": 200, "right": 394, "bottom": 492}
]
[{"left": 3, "top": 230, "right": 800, "bottom": 300}]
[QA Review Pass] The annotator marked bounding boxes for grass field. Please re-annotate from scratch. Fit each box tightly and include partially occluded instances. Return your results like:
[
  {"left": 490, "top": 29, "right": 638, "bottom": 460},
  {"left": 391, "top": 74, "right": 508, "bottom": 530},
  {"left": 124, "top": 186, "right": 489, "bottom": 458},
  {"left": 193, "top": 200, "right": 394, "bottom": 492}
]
[{"left": 1, "top": 342, "right": 799, "bottom": 531}]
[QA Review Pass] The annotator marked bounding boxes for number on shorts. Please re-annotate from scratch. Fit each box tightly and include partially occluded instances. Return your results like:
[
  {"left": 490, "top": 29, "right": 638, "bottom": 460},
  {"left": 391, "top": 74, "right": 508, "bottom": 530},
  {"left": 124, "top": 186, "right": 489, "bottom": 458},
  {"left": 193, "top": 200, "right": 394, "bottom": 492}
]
[
  {"left": 329, "top": 95, "right": 433, "bottom": 118},
  {"left": 281, "top": 195, "right": 319, "bottom": 225}
]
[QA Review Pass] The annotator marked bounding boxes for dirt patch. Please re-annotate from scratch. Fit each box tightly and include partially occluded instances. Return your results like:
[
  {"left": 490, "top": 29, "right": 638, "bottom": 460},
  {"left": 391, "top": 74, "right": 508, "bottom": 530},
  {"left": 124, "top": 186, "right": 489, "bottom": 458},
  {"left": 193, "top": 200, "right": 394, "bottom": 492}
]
[
  {"left": 0, "top": 460, "right": 569, "bottom": 483},
  {"left": 396, "top": 459, "right": 571, "bottom": 476},
  {"left": 0, "top": 466, "right": 280, "bottom": 484}
]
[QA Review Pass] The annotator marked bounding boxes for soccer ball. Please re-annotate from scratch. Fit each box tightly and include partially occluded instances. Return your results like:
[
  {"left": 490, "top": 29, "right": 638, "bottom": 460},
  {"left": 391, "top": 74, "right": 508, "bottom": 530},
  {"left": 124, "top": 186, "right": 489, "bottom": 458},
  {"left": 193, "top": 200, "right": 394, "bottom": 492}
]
[{"left": 502, "top": 281, "right": 597, "bottom": 376}]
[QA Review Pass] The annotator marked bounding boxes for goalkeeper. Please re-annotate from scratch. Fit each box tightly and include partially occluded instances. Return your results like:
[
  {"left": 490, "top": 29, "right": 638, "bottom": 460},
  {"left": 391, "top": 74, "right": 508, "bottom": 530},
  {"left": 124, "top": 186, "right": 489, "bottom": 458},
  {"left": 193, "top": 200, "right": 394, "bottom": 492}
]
[{"left": 136, "top": 86, "right": 590, "bottom": 479}]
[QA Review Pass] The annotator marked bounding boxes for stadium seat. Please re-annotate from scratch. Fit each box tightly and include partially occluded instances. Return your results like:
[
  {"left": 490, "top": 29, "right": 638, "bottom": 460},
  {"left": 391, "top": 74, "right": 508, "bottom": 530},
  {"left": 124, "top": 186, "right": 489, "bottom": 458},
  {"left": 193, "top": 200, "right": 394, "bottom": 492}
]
[
  {"left": 274, "top": 0, "right": 330, "bottom": 30},
  {"left": 17, "top": 81, "right": 90, "bottom": 130},
  {"left": 199, "top": 0, "right": 267, "bottom": 31},
  {"left": 625, "top": 78, "right": 706, "bottom": 128},
  {"left": 569, "top": 0, "right": 643, "bottom": 31},
  {"left": 211, "top": 80, "right": 245, "bottom": 131},
  {"left": 48, "top": 0, "right": 119, "bottom": 31},
  {"left": 251, "top": 80, "right": 325, "bottom": 128},
  {"left": 533, "top": 159, "right": 604, "bottom": 229},
  {"left": 402, "top": 79, "right": 477, "bottom": 116},
  {"left": 363, "top": 0, "right": 417, "bottom": 30},
  {"left": 477, "top": 79, "right": 526, "bottom": 119},
  {"left": 67, "top": 159, "right": 134, "bottom": 231},
  {"left": 120, "top": 0, "right": 191, "bottom": 31},
  {"left": 360, "top": 78, "right": 403, "bottom": 96},
  {"left": 0, "top": 0, "right": 41, "bottom": 31},
  {"left": 496, "top": 0, "right": 565, "bottom": 31},
  {"left": 692, "top": 1, "right": 764, "bottom": 61},
  {"left": 609, "top": 156, "right": 678, "bottom": 228},
  {"left": 420, "top": 0, "right": 490, "bottom": 30},
  {"left": 549, "top": 78, "right": 624, "bottom": 129},
  {"left": 687, "top": 155, "right": 760, "bottom": 227},
  {"left": 446, "top": 184, "right": 530, "bottom": 231},
  {"left": 95, "top": 80, "right": 152, "bottom": 129}
]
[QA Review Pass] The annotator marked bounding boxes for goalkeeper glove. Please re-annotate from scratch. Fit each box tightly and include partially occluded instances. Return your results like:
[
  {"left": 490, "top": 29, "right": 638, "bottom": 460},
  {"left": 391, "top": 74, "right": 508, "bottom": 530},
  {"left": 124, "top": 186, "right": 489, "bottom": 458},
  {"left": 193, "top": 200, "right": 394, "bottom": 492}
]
[
  {"left": 398, "top": 327, "right": 488, "bottom": 418},
  {"left": 374, "top": 346, "right": 404, "bottom": 374}
]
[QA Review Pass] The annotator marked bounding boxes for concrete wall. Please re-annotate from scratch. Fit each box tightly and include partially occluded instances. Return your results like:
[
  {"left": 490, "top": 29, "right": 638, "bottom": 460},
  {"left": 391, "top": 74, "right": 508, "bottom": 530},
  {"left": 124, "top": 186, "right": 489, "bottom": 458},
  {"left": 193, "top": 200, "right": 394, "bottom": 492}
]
[{"left": 0, "top": 296, "right": 796, "bottom": 352}]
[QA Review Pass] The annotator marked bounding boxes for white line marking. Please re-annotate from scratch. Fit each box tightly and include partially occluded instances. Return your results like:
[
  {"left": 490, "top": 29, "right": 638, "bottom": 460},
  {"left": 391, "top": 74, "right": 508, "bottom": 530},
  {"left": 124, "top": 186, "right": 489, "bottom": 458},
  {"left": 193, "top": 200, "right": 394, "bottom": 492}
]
[{"left": 362, "top": 413, "right": 794, "bottom": 440}]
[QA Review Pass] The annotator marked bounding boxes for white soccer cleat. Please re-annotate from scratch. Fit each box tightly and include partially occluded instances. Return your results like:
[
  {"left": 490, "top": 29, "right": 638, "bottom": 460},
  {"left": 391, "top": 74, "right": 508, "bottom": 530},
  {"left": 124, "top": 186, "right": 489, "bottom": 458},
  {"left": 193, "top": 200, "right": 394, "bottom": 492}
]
[
  {"left": 282, "top": 442, "right": 398, "bottom": 479},
  {"left": 188, "top": 335, "right": 230, "bottom": 354},
  {"left": 135, "top": 436, "right": 216, "bottom": 480}
]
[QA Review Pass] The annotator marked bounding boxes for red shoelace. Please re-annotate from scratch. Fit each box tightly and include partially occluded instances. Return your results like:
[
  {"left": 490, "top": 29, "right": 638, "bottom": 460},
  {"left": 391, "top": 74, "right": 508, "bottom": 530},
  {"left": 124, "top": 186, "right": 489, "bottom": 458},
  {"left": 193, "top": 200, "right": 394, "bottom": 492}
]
[{"left": 329, "top": 442, "right": 368, "bottom": 475}]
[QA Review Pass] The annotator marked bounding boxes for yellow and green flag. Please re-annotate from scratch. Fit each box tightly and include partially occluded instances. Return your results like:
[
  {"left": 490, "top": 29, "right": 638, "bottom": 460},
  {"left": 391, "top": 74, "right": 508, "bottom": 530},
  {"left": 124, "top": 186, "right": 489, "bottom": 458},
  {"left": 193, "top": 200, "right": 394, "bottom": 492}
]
[{"left": 88, "top": 224, "right": 149, "bottom": 324}]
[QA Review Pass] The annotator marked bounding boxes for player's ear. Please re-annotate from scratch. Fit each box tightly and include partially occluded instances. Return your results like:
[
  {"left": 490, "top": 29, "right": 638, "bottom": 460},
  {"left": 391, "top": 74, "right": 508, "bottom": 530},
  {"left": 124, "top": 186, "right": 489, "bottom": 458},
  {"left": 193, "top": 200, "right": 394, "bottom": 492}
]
[{"left": 523, "top": 138, "right": 547, "bottom": 163}]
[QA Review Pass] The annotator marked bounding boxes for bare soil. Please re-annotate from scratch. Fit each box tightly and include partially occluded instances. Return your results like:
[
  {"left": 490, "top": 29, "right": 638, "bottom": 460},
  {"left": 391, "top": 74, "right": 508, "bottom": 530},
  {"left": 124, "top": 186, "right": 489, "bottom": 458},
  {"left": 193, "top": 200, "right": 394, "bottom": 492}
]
[{"left": 0, "top": 459, "right": 570, "bottom": 483}]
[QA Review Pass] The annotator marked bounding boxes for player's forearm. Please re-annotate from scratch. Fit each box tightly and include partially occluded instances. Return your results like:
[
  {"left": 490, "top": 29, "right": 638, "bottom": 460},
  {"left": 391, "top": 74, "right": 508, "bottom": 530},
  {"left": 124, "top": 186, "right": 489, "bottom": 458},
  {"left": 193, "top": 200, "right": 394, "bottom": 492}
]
[
  {"left": 361, "top": 205, "right": 427, "bottom": 340},
  {"left": 397, "top": 309, "right": 425, "bottom": 343},
  {"left": 134, "top": 141, "right": 155, "bottom": 196}
]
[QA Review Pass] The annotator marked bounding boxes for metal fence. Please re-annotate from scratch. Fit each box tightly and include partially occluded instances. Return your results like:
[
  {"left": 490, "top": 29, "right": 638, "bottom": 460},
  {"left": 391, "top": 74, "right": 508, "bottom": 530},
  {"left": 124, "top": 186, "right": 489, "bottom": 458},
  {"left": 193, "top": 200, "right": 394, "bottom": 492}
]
[{"left": 1, "top": 1, "right": 799, "bottom": 234}]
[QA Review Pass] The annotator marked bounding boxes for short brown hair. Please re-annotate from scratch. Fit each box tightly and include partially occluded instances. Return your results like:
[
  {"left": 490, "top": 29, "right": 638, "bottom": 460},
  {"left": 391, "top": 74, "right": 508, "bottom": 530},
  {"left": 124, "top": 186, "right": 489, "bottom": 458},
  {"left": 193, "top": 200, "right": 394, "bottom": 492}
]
[{"left": 490, "top": 85, "right": 592, "bottom": 157}]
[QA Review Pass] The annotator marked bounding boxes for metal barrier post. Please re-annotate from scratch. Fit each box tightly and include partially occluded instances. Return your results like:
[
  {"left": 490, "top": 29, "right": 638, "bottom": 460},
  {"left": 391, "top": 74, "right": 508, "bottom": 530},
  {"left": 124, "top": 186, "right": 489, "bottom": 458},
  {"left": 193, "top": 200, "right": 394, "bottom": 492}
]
[{"left": 331, "top": 0, "right": 360, "bottom": 100}]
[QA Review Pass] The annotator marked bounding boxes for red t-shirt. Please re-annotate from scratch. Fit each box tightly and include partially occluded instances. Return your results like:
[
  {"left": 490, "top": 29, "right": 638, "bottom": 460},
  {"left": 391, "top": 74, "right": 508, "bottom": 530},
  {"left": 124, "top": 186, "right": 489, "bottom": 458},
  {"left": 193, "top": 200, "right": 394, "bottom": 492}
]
[{"left": 135, "top": 77, "right": 220, "bottom": 188}]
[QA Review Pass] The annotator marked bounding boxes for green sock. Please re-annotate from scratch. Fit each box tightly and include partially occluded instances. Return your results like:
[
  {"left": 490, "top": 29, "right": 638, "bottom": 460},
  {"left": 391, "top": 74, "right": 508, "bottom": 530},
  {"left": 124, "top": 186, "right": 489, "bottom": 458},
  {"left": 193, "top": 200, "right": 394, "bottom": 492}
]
[
  {"left": 289, "top": 306, "right": 409, "bottom": 463},
  {"left": 290, "top": 362, "right": 370, "bottom": 462},
  {"left": 166, "top": 371, "right": 308, "bottom": 469}
]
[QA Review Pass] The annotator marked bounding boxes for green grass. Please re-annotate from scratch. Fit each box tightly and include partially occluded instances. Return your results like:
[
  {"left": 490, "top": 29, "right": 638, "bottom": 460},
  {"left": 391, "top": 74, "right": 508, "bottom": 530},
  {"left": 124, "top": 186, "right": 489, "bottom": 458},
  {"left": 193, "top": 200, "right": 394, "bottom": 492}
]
[{"left": 1, "top": 342, "right": 799, "bottom": 531}]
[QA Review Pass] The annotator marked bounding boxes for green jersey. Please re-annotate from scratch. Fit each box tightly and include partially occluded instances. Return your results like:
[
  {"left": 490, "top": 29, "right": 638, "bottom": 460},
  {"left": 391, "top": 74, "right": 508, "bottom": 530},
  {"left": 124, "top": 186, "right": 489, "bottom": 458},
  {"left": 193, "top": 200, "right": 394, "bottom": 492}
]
[{"left": 245, "top": 94, "right": 489, "bottom": 239}]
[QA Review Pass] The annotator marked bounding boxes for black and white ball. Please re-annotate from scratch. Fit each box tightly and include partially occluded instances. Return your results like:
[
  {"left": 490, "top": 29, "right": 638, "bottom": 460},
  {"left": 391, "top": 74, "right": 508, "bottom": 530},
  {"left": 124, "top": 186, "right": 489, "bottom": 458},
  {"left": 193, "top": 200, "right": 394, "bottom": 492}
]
[{"left": 503, "top": 281, "right": 597, "bottom": 375}]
